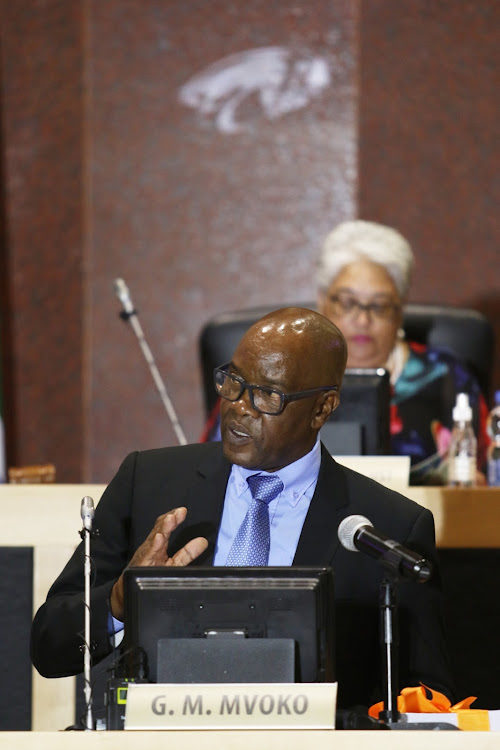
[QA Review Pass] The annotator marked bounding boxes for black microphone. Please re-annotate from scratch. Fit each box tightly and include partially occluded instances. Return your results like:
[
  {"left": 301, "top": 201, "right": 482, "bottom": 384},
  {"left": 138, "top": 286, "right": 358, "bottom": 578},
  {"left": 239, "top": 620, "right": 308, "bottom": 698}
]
[{"left": 338, "top": 514, "right": 432, "bottom": 583}]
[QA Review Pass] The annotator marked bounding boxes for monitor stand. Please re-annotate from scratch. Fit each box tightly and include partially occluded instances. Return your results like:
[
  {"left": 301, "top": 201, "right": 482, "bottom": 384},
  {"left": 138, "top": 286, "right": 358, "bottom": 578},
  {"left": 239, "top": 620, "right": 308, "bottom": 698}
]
[{"left": 157, "top": 635, "right": 295, "bottom": 683}]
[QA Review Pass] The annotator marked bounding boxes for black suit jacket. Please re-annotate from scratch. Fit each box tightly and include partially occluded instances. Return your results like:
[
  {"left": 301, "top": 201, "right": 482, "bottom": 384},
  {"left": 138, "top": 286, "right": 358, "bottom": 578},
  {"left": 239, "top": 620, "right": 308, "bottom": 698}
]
[{"left": 31, "top": 442, "right": 454, "bottom": 708}]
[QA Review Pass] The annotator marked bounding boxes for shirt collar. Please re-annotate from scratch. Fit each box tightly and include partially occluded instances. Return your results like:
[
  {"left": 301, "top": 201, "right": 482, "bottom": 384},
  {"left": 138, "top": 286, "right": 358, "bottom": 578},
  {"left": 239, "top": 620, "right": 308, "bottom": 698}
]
[{"left": 232, "top": 437, "right": 321, "bottom": 506}]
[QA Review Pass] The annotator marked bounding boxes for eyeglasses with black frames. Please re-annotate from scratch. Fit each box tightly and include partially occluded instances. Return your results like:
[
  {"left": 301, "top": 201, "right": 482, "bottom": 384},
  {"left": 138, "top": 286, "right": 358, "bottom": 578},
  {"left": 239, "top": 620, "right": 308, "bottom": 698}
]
[
  {"left": 214, "top": 364, "right": 338, "bottom": 416},
  {"left": 328, "top": 293, "right": 401, "bottom": 321}
]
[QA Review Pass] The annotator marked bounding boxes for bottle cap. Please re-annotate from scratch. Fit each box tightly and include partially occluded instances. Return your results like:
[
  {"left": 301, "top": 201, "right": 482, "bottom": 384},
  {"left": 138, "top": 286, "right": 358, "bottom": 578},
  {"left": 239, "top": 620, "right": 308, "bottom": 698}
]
[{"left": 453, "top": 392, "right": 472, "bottom": 421}]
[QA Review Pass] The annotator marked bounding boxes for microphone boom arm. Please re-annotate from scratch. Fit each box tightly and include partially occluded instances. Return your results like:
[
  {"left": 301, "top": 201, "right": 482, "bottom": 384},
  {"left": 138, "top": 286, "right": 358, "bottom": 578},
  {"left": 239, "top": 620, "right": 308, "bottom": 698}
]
[{"left": 114, "top": 278, "right": 187, "bottom": 446}]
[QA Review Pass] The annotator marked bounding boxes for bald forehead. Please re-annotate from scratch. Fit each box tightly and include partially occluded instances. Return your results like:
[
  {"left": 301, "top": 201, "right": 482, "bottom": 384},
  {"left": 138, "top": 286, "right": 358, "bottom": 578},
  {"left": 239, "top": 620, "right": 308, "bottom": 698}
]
[
  {"left": 252, "top": 309, "right": 316, "bottom": 342},
  {"left": 239, "top": 307, "right": 346, "bottom": 383},
  {"left": 248, "top": 307, "right": 343, "bottom": 346}
]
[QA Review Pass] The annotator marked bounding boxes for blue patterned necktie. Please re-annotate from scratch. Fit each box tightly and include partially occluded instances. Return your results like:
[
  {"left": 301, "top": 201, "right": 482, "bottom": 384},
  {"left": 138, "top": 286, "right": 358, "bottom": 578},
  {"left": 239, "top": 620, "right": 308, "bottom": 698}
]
[{"left": 225, "top": 474, "right": 284, "bottom": 566}]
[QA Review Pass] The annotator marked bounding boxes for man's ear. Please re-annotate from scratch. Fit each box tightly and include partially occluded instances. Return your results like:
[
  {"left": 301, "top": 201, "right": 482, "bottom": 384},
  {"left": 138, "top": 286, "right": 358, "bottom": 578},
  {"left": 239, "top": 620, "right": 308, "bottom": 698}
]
[{"left": 311, "top": 390, "right": 340, "bottom": 430}]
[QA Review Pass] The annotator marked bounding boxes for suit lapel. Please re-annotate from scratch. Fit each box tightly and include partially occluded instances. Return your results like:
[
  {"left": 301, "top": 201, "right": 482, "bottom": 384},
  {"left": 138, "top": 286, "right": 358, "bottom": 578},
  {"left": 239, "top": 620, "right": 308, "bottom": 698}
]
[
  {"left": 171, "top": 443, "right": 351, "bottom": 568},
  {"left": 293, "top": 445, "right": 349, "bottom": 566},
  {"left": 174, "top": 444, "right": 231, "bottom": 565}
]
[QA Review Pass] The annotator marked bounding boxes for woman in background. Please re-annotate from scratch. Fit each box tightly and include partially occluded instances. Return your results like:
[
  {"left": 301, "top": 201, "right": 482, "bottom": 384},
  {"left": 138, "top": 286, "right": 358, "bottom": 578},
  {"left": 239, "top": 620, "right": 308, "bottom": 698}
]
[
  {"left": 316, "top": 220, "right": 488, "bottom": 484},
  {"left": 202, "top": 219, "right": 488, "bottom": 485}
]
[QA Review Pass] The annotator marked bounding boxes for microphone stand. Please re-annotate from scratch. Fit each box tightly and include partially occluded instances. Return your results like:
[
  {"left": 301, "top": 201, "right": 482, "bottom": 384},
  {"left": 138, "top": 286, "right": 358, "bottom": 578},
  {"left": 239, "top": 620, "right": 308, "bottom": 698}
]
[
  {"left": 376, "top": 554, "right": 457, "bottom": 731},
  {"left": 378, "top": 569, "right": 400, "bottom": 725},
  {"left": 81, "top": 497, "right": 94, "bottom": 731},
  {"left": 114, "top": 278, "right": 187, "bottom": 446}
]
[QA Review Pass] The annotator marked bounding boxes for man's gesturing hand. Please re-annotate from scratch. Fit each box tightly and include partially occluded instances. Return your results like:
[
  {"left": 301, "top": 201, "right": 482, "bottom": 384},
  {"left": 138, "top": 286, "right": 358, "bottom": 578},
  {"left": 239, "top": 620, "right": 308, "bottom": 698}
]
[{"left": 110, "top": 506, "right": 208, "bottom": 620}]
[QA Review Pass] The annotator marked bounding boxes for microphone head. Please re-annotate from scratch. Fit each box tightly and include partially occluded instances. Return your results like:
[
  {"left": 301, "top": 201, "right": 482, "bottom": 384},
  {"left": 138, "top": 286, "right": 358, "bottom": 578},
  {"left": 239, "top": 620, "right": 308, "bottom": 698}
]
[
  {"left": 81, "top": 495, "right": 95, "bottom": 530},
  {"left": 113, "top": 277, "right": 127, "bottom": 296},
  {"left": 113, "top": 278, "right": 134, "bottom": 313},
  {"left": 338, "top": 514, "right": 373, "bottom": 552}
]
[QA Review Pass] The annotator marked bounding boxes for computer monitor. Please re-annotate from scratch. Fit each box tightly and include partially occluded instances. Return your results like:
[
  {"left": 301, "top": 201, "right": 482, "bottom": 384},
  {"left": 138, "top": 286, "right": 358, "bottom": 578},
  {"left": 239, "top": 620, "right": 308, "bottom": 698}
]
[
  {"left": 122, "top": 566, "right": 335, "bottom": 684},
  {"left": 320, "top": 368, "right": 391, "bottom": 456}
]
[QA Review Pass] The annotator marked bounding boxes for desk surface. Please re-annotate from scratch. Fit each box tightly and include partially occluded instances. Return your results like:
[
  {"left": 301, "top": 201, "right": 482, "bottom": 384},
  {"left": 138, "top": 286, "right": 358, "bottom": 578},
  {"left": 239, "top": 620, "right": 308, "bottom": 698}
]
[{"left": 0, "top": 729, "right": 499, "bottom": 749}]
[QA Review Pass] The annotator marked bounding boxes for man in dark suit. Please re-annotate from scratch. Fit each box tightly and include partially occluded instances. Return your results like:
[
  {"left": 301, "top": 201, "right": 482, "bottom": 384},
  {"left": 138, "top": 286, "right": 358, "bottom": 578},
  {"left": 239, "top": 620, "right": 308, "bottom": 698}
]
[{"left": 31, "top": 307, "right": 454, "bottom": 709}]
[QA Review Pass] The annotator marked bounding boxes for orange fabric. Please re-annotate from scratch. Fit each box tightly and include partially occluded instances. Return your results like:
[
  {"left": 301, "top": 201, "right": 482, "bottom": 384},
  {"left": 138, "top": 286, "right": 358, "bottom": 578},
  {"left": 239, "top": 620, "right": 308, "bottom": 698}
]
[{"left": 369, "top": 684, "right": 483, "bottom": 725}]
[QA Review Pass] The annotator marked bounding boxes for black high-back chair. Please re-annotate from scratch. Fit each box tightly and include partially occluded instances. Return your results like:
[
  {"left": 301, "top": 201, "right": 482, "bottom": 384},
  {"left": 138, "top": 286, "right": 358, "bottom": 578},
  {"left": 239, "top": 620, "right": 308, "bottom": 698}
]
[{"left": 199, "top": 302, "right": 494, "bottom": 416}]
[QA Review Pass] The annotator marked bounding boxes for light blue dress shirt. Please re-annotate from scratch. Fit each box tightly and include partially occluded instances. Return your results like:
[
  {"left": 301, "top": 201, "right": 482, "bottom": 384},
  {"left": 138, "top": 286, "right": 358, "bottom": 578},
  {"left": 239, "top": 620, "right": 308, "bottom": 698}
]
[{"left": 213, "top": 437, "right": 321, "bottom": 565}]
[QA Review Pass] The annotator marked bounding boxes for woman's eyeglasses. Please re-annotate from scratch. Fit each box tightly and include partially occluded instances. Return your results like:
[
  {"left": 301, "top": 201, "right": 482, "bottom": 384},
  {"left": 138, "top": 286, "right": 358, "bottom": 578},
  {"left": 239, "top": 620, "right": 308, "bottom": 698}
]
[{"left": 328, "top": 293, "right": 401, "bottom": 321}]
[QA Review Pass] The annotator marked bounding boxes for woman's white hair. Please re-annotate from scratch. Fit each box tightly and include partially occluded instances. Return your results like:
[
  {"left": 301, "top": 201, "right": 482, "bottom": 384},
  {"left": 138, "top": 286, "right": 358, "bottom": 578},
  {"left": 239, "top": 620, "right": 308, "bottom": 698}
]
[{"left": 316, "top": 220, "right": 414, "bottom": 299}]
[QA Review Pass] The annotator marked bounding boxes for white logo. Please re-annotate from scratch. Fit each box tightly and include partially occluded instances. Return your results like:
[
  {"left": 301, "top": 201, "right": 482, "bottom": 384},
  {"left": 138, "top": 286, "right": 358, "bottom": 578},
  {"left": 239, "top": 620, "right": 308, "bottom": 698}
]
[{"left": 179, "top": 46, "right": 331, "bottom": 134}]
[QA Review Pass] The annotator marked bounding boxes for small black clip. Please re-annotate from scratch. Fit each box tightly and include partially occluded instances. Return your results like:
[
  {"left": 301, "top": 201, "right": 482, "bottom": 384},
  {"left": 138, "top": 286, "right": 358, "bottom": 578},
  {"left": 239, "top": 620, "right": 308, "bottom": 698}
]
[{"left": 119, "top": 309, "right": 137, "bottom": 321}]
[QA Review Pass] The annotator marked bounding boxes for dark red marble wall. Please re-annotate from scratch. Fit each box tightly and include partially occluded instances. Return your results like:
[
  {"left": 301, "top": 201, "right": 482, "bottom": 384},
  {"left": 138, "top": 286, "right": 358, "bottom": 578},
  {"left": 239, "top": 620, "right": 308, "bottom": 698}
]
[
  {"left": 0, "top": 1, "right": 498, "bottom": 482},
  {"left": 1, "top": 0, "right": 357, "bottom": 481},
  {"left": 359, "top": 0, "right": 500, "bottom": 391},
  {"left": 0, "top": 1, "right": 85, "bottom": 478},
  {"left": 86, "top": 0, "right": 357, "bottom": 480}
]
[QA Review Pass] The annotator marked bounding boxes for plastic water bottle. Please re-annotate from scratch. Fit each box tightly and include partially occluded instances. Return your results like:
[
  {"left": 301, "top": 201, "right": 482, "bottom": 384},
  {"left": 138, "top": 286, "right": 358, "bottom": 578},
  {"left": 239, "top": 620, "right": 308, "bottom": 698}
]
[
  {"left": 486, "top": 390, "right": 500, "bottom": 487},
  {"left": 448, "top": 393, "right": 477, "bottom": 487}
]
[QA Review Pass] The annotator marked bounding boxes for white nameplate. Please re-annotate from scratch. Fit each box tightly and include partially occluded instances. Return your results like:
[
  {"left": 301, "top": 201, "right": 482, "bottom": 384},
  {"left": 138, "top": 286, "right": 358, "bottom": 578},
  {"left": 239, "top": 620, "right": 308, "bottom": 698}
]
[
  {"left": 124, "top": 682, "right": 337, "bottom": 730},
  {"left": 334, "top": 455, "right": 410, "bottom": 489}
]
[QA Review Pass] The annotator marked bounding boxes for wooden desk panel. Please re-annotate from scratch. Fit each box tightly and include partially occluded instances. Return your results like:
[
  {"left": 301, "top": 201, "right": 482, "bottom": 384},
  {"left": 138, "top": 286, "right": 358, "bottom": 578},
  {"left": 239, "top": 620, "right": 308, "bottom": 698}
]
[{"left": 408, "top": 487, "right": 500, "bottom": 548}]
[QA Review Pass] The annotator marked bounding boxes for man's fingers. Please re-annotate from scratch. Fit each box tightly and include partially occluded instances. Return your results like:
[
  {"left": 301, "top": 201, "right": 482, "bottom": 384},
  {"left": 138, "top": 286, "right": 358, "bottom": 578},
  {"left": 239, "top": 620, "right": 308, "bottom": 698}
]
[
  {"left": 163, "top": 506, "right": 188, "bottom": 528},
  {"left": 112, "top": 509, "right": 201, "bottom": 619},
  {"left": 154, "top": 506, "right": 188, "bottom": 540},
  {"left": 128, "top": 531, "right": 168, "bottom": 567},
  {"left": 127, "top": 506, "right": 202, "bottom": 570},
  {"left": 142, "top": 507, "right": 186, "bottom": 542},
  {"left": 133, "top": 507, "right": 187, "bottom": 561},
  {"left": 144, "top": 532, "right": 169, "bottom": 565},
  {"left": 168, "top": 537, "right": 209, "bottom": 567}
]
